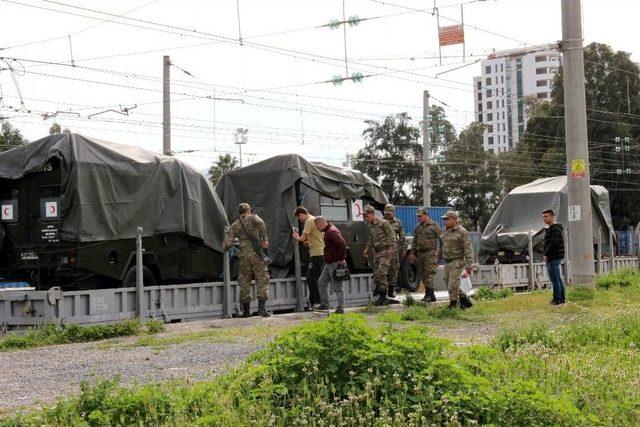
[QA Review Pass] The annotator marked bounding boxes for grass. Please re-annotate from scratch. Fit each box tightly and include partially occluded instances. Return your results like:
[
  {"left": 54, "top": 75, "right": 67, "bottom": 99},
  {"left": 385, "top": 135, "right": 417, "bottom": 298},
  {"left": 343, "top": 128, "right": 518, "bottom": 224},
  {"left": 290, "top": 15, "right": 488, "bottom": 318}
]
[
  {"left": 0, "top": 319, "right": 165, "bottom": 351},
  {"left": 5, "top": 269, "right": 640, "bottom": 426}
]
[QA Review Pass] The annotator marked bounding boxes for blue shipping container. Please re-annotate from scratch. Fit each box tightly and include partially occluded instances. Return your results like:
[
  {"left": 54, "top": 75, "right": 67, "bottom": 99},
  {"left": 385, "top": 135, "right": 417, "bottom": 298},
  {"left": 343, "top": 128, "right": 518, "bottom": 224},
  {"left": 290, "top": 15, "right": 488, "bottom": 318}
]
[{"left": 395, "top": 206, "right": 450, "bottom": 236}]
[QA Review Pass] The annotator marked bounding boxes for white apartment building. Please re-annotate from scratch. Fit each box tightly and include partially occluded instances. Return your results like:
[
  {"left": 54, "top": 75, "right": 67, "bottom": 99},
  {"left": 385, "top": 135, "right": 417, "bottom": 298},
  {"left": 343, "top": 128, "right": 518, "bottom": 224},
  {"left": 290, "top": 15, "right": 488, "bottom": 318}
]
[{"left": 473, "top": 44, "right": 561, "bottom": 154}]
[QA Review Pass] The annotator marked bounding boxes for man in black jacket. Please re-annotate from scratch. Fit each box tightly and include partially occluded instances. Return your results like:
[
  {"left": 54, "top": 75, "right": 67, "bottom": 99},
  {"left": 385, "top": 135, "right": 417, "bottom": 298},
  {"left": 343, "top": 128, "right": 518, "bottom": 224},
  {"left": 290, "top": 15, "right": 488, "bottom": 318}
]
[{"left": 542, "top": 209, "right": 565, "bottom": 305}]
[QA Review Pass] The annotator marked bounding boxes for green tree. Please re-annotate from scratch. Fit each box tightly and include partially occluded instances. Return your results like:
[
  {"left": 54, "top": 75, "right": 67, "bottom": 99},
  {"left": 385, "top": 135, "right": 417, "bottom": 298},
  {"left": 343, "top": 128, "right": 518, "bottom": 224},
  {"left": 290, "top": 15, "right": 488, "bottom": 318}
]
[
  {"left": 438, "top": 123, "right": 502, "bottom": 231},
  {"left": 208, "top": 154, "right": 239, "bottom": 186},
  {"left": 511, "top": 42, "right": 640, "bottom": 228},
  {"left": 352, "top": 108, "right": 455, "bottom": 205},
  {"left": 0, "top": 120, "right": 27, "bottom": 152},
  {"left": 49, "top": 122, "right": 71, "bottom": 134}
]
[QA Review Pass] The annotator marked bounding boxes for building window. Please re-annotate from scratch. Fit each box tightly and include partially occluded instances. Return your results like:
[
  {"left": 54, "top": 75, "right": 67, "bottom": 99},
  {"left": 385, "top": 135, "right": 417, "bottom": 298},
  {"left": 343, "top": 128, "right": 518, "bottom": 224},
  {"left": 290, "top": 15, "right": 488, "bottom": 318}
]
[
  {"left": 536, "top": 80, "right": 548, "bottom": 87},
  {"left": 501, "top": 75, "right": 504, "bottom": 83},
  {"left": 537, "top": 92, "right": 549, "bottom": 99},
  {"left": 485, "top": 77, "right": 491, "bottom": 86},
  {"left": 500, "top": 63, "right": 504, "bottom": 72},
  {"left": 502, "top": 100, "right": 505, "bottom": 108},
  {"left": 502, "top": 111, "right": 505, "bottom": 119},
  {"left": 485, "top": 65, "right": 491, "bottom": 74},
  {"left": 477, "top": 103, "right": 483, "bottom": 112},
  {"left": 487, "top": 101, "right": 493, "bottom": 109},
  {"left": 495, "top": 64, "right": 498, "bottom": 72},
  {"left": 486, "top": 89, "right": 492, "bottom": 98},
  {"left": 487, "top": 125, "right": 494, "bottom": 133},
  {"left": 477, "top": 92, "right": 482, "bottom": 101},
  {"left": 477, "top": 81, "right": 481, "bottom": 90},
  {"left": 535, "top": 54, "right": 547, "bottom": 62},
  {"left": 536, "top": 67, "right": 547, "bottom": 74},
  {"left": 478, "top": 113, "right": 483, "bottom": 123},
  {"left": 487, "top": 113, "right": 493, "bottom": 121},
  {"left": 488, "top": 136, "right": 494, "bottom": 145}
]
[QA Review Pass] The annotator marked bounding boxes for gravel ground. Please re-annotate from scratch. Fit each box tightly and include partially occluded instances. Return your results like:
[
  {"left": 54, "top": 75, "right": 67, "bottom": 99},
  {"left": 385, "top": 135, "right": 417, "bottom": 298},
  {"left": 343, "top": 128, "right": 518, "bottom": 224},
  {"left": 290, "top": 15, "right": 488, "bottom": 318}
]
[{"left": 0, "top": 292, "right": 477, "bottom": 413}]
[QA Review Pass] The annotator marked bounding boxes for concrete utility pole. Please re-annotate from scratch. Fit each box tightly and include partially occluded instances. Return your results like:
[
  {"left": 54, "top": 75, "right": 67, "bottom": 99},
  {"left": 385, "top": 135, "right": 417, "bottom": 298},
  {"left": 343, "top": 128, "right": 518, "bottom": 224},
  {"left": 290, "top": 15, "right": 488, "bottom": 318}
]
[
  {"left": 422, "top": 90, "right": 431, "bottom": 207},
  {"left": 162, "top": 55, "right": 171, "bottom": 156},
  {"left": 561, "top": 0, "right": 595, "bottom": 284}
]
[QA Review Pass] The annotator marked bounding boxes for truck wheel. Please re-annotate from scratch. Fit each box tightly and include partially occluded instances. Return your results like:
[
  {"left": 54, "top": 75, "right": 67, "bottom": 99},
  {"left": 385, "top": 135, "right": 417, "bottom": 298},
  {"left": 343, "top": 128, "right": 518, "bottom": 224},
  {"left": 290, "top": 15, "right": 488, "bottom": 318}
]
[
  {"left": 402, "top": 257, "right": 420, "bottom": 292},
  {"left": 122, "top": 265, "right": 157, "bottom": 288}
]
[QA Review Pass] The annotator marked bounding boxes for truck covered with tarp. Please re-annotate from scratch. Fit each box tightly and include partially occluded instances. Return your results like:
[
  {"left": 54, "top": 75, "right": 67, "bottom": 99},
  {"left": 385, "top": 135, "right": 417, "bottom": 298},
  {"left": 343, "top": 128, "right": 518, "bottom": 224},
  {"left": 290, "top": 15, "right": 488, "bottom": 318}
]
[
  {"left": 0, "top": 133, "right": 228, "bottom": 289},
  {"left": 216, "top": 154, "right": 390, "bottom": 277},
  {"left": 478, "top": 176, "right": 614, "bottom": 264}
]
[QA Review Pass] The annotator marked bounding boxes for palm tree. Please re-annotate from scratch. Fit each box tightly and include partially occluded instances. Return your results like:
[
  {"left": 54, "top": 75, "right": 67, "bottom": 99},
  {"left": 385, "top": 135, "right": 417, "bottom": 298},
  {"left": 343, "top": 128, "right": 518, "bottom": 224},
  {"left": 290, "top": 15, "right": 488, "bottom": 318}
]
[{"left": 208, "top": 154, "right": 239, "bottom": 186}]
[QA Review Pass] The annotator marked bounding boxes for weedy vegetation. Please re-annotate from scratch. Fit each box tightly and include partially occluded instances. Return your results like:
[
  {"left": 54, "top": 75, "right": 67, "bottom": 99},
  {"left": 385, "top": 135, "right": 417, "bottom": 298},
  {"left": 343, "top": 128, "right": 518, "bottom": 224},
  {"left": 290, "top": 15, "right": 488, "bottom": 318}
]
[{"left": 4, "top": 269, "right": 640, "bottom": 426}]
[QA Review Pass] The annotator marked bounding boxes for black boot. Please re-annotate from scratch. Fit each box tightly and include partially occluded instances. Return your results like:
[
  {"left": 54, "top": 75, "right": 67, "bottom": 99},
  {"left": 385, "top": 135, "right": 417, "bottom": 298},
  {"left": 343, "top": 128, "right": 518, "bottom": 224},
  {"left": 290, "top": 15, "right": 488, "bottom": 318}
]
[
  {"left": 388, "top": 286, "right": 396, "bottom": 298},
  {"left": 421, "top": 288, "right": 430, "bottom": 303},
  {"left": 374, "top": 293, "right": 389, "bottom": 306},
  {"left": 257, "top": 300, "right": 271, "bottom": 317},
  {"left": 459, "top": 295, "right": 473, "bottom": 310},
  {"left": 242, "top": 303, "right": 251, "bottom": 318},
  {"left": 448, "top": 299, "right": 459, "bottom": 309},
  {"left": 429, "top": 288, "right": 437, "bottom": 302}
]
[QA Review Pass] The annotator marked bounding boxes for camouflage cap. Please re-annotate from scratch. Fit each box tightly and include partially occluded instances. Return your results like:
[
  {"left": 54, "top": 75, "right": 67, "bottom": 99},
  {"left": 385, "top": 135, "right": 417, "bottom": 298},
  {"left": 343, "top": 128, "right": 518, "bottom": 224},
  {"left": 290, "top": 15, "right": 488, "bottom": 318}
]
[
  {"left": 238, "top": 202, "right": 252, "bottom": 213},
  {"left": 416, "top": 207, "right": 428, "bottom": 216},
  {"left": 442, "top": 210, "right": 458, "bottom": 219},
  {"left": 363, "top": 204, "right": 376, "bottom": 215},
  {"left": 383, "top": 203, "right": 395, "bottom": 214}
]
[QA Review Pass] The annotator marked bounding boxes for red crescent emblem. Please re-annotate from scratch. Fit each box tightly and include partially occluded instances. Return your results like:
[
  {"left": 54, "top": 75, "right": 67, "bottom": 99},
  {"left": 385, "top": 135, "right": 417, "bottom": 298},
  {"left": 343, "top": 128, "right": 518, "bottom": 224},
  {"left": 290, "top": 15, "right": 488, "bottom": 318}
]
[
  {"left": 49, "top": 205, "right": 56, "bottom": 214},
  {"left": 2, "top": 207, "right": 9, "bottom": 216},
  {"left": 355, "top": 203, "right": 362, "bottom": 217}
]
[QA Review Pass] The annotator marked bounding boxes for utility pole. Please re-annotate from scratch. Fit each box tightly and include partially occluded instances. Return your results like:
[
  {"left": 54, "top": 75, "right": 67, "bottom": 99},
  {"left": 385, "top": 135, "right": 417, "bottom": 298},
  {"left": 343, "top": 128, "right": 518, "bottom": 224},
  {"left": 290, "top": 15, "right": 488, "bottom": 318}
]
[
  {"left": 561, "top": 0, "right": 595, "bottom": 284},
  {"left": 162, "top": 55, "right": 171, "bottom": 156},
  {"left": 235, "top": 128, "right": 248, "bottom": 167},
  {"left": 422, "top": 90, "right": 431, "bottom": 207}
]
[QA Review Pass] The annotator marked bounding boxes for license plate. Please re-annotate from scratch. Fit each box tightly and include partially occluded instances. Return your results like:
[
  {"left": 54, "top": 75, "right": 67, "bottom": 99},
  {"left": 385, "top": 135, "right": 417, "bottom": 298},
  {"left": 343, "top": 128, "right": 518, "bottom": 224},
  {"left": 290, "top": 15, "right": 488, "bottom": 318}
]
[{"left": 21, "top": 251, "right": 39, "bottom": 261}]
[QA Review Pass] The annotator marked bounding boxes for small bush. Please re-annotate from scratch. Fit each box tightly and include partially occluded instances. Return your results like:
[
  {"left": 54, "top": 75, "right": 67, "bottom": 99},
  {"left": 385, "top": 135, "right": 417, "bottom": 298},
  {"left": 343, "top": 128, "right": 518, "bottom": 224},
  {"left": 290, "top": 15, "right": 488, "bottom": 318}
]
[
  {"left": 595, "top": 268, "right": 640, "bottom": 289},
  {"left": 403, "top": 292, "right": 417, "bottom": 306},
  {"left": 145, "top": 319, "right": 166, "bottom": 334},
  {"left": 473, "top": 286, "right": 514, "bottom": 300},
  {"left": 0, "top": 319, "right": 162, "bottom": 351}
]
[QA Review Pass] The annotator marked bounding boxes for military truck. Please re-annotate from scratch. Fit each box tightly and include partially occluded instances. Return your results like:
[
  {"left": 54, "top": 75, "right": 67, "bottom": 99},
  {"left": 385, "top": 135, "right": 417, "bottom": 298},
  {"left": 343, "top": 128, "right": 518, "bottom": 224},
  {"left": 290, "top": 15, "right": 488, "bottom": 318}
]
[
  {"left": 0, "top": 134, "right": 228, "bottom": 290},
  {"left": 216, "top": 154, "right": 417, "bottom": 289}
]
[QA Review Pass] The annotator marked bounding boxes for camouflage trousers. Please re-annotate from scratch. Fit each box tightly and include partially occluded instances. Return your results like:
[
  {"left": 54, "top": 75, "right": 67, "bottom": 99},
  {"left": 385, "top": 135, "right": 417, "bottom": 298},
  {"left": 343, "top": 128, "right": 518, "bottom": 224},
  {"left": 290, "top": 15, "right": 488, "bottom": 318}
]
[
  {"left": 387, "top": 251, "right": 400, "bottom": 290},
  {"left": 443, "top": 259, "right": 465, "bottom": 301},
  {"left": 373, "top": 248, "right": 394, "bottom": 294},
  {"left": 238, "top": 251, "right": 270, "bottom": 304},
  {"left": 417, "top": 249, "right": 438, "bottom": 291}
]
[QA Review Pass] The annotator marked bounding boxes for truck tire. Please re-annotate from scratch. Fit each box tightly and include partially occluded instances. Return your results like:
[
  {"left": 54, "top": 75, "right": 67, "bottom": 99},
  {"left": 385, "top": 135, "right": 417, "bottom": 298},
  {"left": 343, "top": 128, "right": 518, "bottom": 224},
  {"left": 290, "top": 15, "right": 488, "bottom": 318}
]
[
  {"left": 402, "top": 257, "right": 420, "bottom": 292},
  {"left": 122, "top": 265, "right": 157, "bottom": 288}
]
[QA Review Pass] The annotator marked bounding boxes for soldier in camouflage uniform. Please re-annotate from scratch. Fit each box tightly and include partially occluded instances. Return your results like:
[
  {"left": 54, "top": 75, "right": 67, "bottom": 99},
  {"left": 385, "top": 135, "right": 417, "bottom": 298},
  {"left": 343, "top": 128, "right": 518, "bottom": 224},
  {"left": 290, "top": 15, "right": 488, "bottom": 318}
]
[
  {"left": 383, "top": 203, "right": 407, "bottom": 298},
  {"left": 363, "top": 205, "right": 397, "bottom": 306},
  {"left": 440, "top": 211, "right": 474, "bottom": 310},
  {"left": 223, "top": 203, "right": 271, "bottom": 317},
  {"left": 410, "top": 207, "right": 442, "bottom": 303}
]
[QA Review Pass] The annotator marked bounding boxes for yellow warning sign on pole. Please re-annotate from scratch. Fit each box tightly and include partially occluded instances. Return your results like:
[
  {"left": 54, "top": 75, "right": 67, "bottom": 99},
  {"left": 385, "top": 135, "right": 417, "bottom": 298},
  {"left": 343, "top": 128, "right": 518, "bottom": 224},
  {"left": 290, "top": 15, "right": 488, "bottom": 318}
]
[{"left": 571, "top": 159, "right": 586, "bottom": 178}]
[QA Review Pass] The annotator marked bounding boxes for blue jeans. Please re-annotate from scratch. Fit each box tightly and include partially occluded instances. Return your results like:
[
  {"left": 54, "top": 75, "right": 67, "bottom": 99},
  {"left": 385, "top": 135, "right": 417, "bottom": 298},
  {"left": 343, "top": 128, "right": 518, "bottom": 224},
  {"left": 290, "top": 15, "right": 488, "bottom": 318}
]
[{"left": 546, "top": 259, "right": 565, "bottom": 302}]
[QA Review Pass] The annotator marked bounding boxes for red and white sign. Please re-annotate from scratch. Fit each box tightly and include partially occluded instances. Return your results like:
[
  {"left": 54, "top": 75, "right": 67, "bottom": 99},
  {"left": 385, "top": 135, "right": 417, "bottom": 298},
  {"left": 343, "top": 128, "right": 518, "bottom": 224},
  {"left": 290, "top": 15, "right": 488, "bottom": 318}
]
[
  {"left": 1, "top": 204, "right": 14, "bottom": 221},
  {"left": 45, "top": 201, "right": 58, "bottom": 218},
  {"left": 438, "top": 24, "right": 465, "bottom": 47},
  {"left": 351, "top": 199, "right": 364, "bottom": 221}
]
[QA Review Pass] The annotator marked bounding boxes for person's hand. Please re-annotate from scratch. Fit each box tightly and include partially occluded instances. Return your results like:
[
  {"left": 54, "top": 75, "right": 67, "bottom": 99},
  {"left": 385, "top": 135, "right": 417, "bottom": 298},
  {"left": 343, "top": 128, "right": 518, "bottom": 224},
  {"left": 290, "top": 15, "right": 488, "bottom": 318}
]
[
  {"left": 303, "top": 241, "right": 309, "bottom": 247},
  {"left": 338, "top": 260, "right": 346, "bottom": 268},
  {"left": 292, "top": 230, "right": 299, "bottom": 240},
  {"left": 363, "top": 248, "right": 369, "bottom": 258},
  {"left": 543, "top": 255, "right": 548, "bottom": 262},
  {"left": 260, "top": 241, "right": 269, "bottom": 249},
  {"left": 464, "top": 267, "right": 472, "bottom": 276},
  {"left": 409, "top": 252, "right": 416, "bottom": 263}
]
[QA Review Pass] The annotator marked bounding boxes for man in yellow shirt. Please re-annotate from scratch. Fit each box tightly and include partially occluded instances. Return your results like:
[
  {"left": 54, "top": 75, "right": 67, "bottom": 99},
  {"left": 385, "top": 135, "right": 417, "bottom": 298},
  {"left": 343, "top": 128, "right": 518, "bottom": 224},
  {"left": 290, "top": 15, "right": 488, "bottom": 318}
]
[{"left": 292, "top": 206, "right": 326, "bottom": 309}]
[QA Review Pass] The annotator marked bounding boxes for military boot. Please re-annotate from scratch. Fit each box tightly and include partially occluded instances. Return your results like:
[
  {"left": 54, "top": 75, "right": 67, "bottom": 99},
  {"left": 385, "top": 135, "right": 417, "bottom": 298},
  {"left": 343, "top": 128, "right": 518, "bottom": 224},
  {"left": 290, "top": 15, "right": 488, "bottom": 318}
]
[
  {"left": 242, "top": 303, "right": 251, "bottom": 318},
  {"left": 387, "top": 286, "right": 396, "bottom": 298},
  {"left": 429, "top": 288, "right": 438, "bottom": 302},
  {"left": 374, "top": 293, "right": 389, "bottom": 306},
  {"left": 459, "top": 295, "right": 473, "bottom": 310},
  {"left": 257, "top": 300, "right": 271, "bottom": 317},
  {"left": 448, "top": 299, "right": 459, "bottom": 309}
]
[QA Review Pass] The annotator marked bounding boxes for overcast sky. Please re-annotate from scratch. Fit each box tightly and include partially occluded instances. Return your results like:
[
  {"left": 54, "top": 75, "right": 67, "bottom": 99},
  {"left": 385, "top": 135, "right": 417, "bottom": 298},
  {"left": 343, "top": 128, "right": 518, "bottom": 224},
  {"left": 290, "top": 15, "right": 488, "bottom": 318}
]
[{"left": 0, "top": 0, "right": 637, "bottom": 172}]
